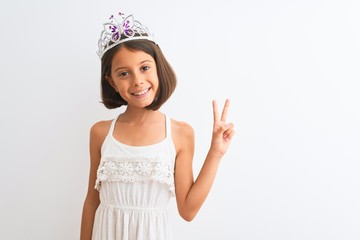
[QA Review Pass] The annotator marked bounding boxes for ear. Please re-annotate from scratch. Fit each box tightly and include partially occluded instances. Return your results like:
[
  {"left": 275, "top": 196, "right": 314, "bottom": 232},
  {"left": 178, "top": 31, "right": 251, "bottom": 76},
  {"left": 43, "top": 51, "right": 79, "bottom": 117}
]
[{"left": 105, "top": 75, "right": 118, "bottom": 92}]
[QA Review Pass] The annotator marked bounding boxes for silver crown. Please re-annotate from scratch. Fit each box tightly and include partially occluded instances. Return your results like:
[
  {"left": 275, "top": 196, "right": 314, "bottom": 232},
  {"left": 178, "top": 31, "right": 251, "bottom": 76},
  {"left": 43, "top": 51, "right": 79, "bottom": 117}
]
[{"left": 97, "top": 12, "right": 156, "bottom": 59}]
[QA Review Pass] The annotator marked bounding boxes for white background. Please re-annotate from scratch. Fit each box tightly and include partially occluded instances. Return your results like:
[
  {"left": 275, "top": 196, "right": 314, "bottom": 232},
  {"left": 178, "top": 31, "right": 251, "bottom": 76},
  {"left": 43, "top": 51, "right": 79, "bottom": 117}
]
[{"left": 1, "top": 0, "right": 359, "bottom": 239}]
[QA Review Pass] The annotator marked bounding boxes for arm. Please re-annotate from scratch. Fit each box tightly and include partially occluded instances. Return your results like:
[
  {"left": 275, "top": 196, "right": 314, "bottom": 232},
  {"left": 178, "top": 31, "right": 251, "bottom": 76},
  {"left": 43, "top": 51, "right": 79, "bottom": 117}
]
[
  {"left": 80, "top": 121, "right": 109, "bottom": 239},
  {"left": 174, "top": 99, "right": 235, "bottom": 221}
]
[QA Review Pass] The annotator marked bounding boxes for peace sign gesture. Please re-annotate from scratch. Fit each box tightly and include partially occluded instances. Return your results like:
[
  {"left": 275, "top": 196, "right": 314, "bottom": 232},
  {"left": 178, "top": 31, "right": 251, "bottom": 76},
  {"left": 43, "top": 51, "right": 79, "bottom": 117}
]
[{"left": 210, "top": 99, "right": 235, "bottom": 156}]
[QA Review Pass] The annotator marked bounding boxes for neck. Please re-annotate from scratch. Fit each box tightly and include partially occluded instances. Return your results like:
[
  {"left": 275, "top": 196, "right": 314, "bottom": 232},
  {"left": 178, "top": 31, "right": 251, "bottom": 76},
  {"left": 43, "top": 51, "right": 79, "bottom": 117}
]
[{"left": 120, "top": 106, "right": 162, "bottom": 124}]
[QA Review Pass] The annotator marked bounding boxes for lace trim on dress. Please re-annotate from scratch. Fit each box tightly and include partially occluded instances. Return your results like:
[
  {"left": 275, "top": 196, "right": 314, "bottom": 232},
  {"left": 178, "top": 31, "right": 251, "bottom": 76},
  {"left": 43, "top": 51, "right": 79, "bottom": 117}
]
[{"left": 94, "top": 156, "right": 175, "bottom": 196}]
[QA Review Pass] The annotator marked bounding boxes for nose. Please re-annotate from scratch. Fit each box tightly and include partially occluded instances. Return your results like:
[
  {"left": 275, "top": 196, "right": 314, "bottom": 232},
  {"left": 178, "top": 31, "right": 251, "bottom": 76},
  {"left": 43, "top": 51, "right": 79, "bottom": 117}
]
[{"left": 132, "top": 72, "right": 144, "bottom": 87}]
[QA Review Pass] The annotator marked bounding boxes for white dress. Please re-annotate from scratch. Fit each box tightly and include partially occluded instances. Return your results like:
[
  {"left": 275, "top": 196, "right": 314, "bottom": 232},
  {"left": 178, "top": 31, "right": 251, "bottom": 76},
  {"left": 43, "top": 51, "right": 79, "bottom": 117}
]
[{"left": 92, "top": 114, "right": 176, "bottom": 240}]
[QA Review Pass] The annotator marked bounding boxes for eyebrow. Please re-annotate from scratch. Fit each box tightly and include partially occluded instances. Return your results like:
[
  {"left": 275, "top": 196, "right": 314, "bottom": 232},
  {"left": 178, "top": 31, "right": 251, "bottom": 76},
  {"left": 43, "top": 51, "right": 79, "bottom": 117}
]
[{"left": 114, "top": 60, "right": 153, "bottom": 72}]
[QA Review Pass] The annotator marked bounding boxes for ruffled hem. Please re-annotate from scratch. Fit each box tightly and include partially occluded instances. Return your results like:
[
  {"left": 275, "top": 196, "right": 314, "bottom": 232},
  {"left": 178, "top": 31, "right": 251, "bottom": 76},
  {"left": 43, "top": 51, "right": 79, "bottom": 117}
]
[{"left": 94, "top": 156, "right": 175, "bottom": 197}]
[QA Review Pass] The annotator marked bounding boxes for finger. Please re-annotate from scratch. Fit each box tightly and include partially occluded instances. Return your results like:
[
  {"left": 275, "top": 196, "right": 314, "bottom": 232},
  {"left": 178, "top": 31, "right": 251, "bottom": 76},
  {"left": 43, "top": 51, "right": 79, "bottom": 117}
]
[
  {"left": 223, "top": 123, "right": 234, "bottom": 134},
  {"left": 220, "top": 99, "right": 230, "bottom": 122},
  {"left": 212, "top": 100, "right": 219, "bottom": 122},
  {"left": 224, "top": 130, "right": 235, "bottom": 141}
]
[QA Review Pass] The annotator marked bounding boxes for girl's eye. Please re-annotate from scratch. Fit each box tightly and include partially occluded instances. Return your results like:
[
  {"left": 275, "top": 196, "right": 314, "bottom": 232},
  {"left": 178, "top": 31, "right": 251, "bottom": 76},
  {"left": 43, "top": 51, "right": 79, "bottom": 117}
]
[
  {"left": 141, "top": 66, "right": 150, "bottom": 71},
  {"left": 118, "top": 72, "right": 128, "bottom": 77}
]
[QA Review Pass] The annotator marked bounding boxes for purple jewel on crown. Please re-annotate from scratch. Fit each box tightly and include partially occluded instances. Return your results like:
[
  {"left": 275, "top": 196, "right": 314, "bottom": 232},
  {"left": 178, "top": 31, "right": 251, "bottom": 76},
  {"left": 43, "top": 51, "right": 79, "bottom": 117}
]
[{"left": 97, "top": 12, "right": 156, "bottom": 59}]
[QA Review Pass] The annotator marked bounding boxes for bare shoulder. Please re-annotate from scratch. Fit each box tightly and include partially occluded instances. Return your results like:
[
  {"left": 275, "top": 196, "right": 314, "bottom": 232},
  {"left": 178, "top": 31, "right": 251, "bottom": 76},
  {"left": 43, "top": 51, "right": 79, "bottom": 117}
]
[
  {"left": 170, "top": 118, "right": 194, "bottom": 154},
  {"left": 90, "top": 120, "right": 113, "bottom": 145},
  {"left": 171, "top": 118, "right": 194, "bottom": 138},
  {"left": 91, "top": 120, "right": 112, "bottom": 134}
]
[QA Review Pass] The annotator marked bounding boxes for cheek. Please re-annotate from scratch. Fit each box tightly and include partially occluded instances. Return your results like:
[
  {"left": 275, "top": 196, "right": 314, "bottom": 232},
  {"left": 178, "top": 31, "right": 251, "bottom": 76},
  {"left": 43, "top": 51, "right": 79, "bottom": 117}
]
[
  {"left": 152, "top": 71, "right": 160, "bottom": 85},
  {"left": 113, "top": 83, "right": 128, "bottom": 95},
  {"left": 152, "top": 78, "right": 160, "bottom": 91}
]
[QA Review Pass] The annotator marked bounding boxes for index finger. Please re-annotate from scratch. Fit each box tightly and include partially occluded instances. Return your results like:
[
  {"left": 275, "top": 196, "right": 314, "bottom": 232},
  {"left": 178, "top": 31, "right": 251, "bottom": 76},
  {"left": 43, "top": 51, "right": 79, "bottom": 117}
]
[
  {"left": 212, "top": 100, "right": 219, "bottom": 122},
  {"left": 220, "top": 99, "right": 230, "bottom": 122}
]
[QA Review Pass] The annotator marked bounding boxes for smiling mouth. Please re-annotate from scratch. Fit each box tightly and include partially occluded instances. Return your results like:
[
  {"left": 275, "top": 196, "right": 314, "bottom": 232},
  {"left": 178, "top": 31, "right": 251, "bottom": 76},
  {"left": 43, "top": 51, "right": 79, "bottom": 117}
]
[{"left": 132, "top": 88, "right": 150, "bottom": 96}]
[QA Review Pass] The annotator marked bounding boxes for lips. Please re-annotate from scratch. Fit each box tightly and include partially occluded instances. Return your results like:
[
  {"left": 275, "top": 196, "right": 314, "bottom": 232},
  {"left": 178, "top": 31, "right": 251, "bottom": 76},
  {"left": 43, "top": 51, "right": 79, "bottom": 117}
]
[{"left": 132, "top": 88, "right": 150, "bottom": 96}]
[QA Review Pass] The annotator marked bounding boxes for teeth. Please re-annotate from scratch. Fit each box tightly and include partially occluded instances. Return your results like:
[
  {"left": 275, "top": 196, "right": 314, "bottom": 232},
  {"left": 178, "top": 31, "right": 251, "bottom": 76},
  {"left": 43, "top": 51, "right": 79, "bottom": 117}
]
[{"left": 133, "top": 88, "right": 149, "bottom": 96}]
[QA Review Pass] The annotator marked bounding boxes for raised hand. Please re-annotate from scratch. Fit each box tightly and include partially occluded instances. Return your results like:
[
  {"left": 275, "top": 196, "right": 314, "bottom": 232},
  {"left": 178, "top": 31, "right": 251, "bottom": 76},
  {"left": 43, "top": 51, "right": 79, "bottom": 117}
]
[{"left": 210, "top": 99, "right": 235, "bottom": 156}]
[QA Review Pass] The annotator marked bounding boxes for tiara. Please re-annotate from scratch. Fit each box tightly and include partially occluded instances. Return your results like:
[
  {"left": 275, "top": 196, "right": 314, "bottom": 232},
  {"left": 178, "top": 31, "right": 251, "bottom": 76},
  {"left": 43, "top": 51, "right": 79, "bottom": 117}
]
[{"left": 97, "top": 12, "right": 156, "bottom": 59}]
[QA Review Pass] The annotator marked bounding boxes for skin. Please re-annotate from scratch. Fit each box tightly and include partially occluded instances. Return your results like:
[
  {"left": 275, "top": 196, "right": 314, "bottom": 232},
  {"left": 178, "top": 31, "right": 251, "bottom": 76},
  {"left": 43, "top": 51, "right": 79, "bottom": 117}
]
[{"left": 80, "top": 46, "right": 235, "bottom": 239}]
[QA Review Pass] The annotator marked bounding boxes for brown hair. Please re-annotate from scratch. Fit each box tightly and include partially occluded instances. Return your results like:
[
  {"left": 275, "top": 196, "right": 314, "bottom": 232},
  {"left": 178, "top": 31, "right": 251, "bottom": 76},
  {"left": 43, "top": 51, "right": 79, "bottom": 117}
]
[{"left": 100, "top": 40, "right": 177, "bottom": 110}]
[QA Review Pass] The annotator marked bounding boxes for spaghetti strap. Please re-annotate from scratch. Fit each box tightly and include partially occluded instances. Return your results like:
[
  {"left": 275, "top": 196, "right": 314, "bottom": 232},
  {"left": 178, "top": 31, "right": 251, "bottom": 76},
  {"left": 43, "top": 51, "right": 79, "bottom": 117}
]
[
  {"left": 165, "top": 114, "right": 172, "bottom": 139},
  {"left": 108, "top": 116, "right": 118, "bottom": 137}
]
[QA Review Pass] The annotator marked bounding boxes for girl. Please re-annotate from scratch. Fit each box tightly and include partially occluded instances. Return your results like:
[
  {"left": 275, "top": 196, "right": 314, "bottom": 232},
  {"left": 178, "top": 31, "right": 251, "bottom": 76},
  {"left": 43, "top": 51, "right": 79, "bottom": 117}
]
[{"left": 80, "top": 12, "right": 235, "bottom": 240}]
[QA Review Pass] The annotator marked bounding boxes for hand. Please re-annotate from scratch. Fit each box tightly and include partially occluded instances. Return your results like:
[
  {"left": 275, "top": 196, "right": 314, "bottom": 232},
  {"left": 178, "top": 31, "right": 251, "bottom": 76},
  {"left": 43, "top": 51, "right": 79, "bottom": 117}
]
[{"left": 210, "top": 99, "right": 235, "bottom": 156}]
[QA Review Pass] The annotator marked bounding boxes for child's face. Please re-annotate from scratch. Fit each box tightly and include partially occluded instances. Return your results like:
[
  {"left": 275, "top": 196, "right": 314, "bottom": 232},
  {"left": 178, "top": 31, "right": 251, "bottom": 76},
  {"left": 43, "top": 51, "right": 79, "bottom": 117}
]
[{"left": 107, "top": 47, "right": 159, "bottom": 109}]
